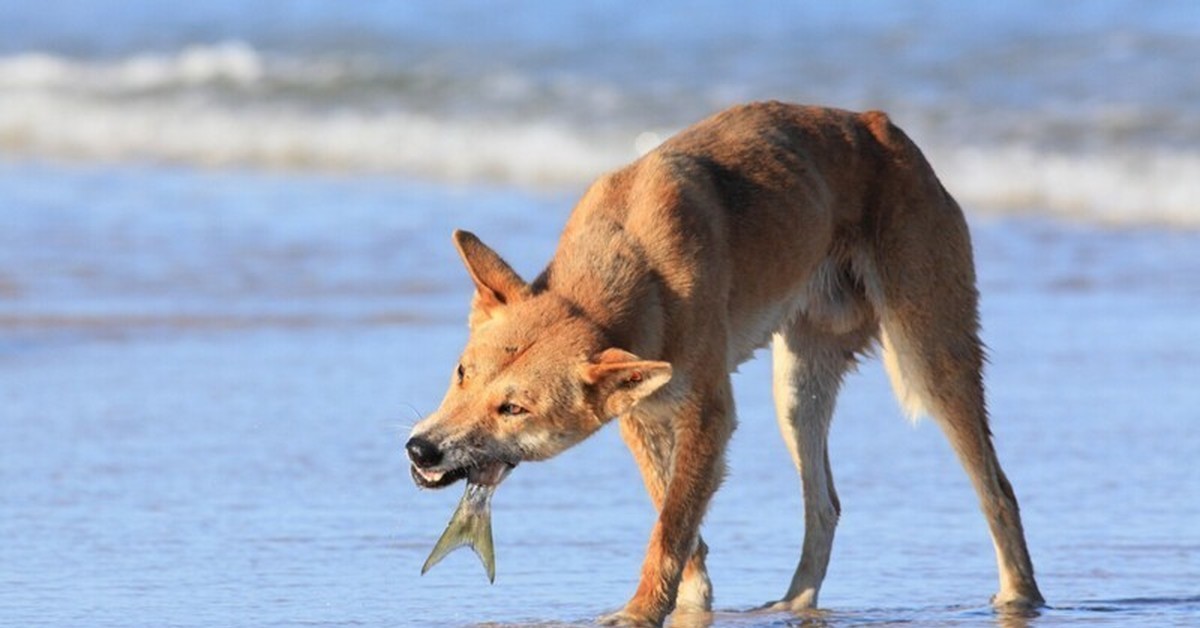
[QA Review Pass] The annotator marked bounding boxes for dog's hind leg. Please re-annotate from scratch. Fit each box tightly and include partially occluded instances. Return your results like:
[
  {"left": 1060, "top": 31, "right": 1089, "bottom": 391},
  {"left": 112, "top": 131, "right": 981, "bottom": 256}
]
[
  {"left": 872, "top": 177, "right": 1044, "bottom": 608},
  {"left": 618, "top": 412, "right": 713, "bottom": 613},
  {"left": 878, "top": 292, "right": 1045, "bottom": 607},
  {"left": 766, "top": 315, "right": 873, "bottom": 611}
]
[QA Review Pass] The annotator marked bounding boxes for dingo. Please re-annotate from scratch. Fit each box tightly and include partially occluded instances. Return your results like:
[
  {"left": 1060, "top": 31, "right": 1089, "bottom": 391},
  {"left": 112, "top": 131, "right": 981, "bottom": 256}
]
[{"left": 407, "top": 102, "right": 1043, "bottom": 626}]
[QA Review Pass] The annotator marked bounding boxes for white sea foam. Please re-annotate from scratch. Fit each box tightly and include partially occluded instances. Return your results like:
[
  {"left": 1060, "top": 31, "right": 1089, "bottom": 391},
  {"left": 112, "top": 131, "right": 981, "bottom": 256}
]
[
  {"left": 0, "top": 46, "right": 1195, "bottom": 227},
  {"left": 932, "top": 146, "right": 1200, "bottom": 227},
  {"left": 0, "top": 92, "right": 633, "bottom": 187},
  {"left": 0, "top": 42, "right": 266, "bottom": 91}
]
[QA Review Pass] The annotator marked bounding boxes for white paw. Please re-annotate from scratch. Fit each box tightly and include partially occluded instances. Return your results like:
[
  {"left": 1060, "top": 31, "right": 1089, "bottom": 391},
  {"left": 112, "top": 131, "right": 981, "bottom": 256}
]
[{"left": 757, "top": 589, "right": 818, "bottom": 614}]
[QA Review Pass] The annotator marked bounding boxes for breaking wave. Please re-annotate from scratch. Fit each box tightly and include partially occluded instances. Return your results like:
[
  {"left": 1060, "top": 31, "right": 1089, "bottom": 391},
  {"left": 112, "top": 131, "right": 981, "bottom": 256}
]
[
  {"left": 0, "top": 44, "right": 1196, "bottom": 227},
  {"left": 0, "top": 91, "right": 631, "bottom": 186},
  {"left": 930, "top": 145, "right": 1200, "bottom": 227}
]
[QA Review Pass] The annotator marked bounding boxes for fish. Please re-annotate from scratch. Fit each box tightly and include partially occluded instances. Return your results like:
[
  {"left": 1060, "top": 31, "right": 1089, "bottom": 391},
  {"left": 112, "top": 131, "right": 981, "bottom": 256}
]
[
  {"left": 420, "top": 462, "right": 513, "bottom": 582},
  {"left": 421, "top": 481, "right": 497, "bottom": 582}
]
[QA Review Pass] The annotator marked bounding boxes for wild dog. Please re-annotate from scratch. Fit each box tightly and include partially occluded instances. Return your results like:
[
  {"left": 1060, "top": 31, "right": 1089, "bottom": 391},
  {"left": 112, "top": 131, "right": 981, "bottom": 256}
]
[{"left": 406, "top": 101, "right": 1044, "bottom": 626}]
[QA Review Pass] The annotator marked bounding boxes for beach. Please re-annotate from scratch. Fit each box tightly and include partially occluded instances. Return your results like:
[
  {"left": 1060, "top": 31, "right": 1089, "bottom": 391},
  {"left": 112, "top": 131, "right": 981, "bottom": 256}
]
[
  {"left": 2, "top": 162, "right": 1197, "bottom": 626},
  {"left": 1, "top": 2, "right": 1198, "bottom": 626}
]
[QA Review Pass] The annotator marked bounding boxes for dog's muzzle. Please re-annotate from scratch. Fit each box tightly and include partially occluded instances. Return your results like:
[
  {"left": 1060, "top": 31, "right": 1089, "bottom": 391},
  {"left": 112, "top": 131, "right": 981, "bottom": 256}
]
[
  {"left": 406, "top": 434, "right": 517, "bottom": 489},
  {"left": 407, "top": 435, "right": 463, "bottom": 489}
]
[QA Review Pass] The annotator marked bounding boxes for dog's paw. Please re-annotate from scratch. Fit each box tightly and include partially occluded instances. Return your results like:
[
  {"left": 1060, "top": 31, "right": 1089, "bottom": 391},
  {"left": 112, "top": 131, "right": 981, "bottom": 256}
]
[
  {"left": 597, "top": 607, "right": 660, "bottom": 627},
  {"left": 756, "top": 591, "right": 819, "bottom": 614},
  {"left": 991, "top": 587, "right": 1046, "bottom": 612}
]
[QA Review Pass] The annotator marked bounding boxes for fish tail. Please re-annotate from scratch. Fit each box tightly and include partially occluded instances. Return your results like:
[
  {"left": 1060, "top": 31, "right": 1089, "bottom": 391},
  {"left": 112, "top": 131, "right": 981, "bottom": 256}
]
[
  {"left": 474, "top": 512, "right": 495, "bottom": 583},
  {"left": 420, "top": 494, "right": 496, "bottom": 583}
]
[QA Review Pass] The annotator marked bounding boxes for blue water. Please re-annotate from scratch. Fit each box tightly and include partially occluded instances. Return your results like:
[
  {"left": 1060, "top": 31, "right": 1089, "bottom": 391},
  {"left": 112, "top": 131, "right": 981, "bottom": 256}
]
[
  {"left": 0, "top": 1, "right": 1196, "bottom": 222},
  {"left": 1, "top": 2, "right": 1199, "bottom": 626},
  {"left": 1, "top": 162, "right": 1197, "bottom": 626}
]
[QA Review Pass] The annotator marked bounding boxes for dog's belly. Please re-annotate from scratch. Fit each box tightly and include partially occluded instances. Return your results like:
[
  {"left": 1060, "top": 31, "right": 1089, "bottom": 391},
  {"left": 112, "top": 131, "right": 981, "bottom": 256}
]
[
  {"left": 727, "top": 284, "right": 808, "bottom": 369},
  {"left": 726, "top": 254, "right": 876, "bottom": 370}
]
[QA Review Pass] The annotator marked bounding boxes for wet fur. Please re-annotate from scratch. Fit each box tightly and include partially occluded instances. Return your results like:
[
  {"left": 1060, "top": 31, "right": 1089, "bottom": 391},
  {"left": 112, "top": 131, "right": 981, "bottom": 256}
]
[{"left": 409, "top": 102, "right": 1043, "bottom": 626}]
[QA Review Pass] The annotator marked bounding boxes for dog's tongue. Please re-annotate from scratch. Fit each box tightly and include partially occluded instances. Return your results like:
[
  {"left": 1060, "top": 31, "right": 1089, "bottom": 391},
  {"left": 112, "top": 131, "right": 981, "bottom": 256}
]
[{"left": 468, "top": 462, "right": 514, "bottom": 487}]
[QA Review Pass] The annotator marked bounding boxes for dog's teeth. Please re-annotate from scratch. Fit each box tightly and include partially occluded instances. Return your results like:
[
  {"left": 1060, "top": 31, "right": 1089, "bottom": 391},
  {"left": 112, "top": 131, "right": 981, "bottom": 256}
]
[{"left": 420, "top": 469, "right": 445, "bottom": 482}]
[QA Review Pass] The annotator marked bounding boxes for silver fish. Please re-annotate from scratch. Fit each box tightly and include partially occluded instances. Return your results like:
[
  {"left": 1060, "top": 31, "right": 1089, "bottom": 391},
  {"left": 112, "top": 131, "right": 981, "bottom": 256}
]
[{"left": 421, "top": 481, "right": 498, "bottom": 582}]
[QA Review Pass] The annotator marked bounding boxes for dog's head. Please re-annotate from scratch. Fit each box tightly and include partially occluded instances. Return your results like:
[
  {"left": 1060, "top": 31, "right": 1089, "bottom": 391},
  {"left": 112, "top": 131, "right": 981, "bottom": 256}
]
[{"left": 406, "top": 230, "right": 672, "bottom": 489}]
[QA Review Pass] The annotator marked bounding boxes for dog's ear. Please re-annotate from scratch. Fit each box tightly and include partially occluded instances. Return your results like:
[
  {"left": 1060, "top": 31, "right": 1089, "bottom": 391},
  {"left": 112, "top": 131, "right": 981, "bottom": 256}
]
[
  {"left": 453, "top": 229, "right": 530, "bottom": 325},
  {"left": 581, "top": 348, "right": 672, "bottom": 419}
]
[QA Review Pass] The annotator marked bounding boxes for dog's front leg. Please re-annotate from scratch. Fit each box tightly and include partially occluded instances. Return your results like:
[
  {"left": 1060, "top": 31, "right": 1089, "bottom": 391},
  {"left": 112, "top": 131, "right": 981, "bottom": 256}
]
[
  {"left": 601, "top": 384, "right": 734, "bottom": 627},
  {"left": 619, "top": 412, "right": 713, "bottom": 613}
]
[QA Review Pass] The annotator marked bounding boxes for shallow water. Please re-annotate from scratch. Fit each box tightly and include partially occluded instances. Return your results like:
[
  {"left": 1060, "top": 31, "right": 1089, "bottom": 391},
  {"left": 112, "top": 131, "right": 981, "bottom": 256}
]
[{"left": 1, "top": 164, "right": 1197, "bottom": 626}]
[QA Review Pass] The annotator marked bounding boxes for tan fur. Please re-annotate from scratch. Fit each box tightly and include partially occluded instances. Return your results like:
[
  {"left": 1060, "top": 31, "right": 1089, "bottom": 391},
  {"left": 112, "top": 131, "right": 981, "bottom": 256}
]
[{"left": 408, "top": 102, "right": 1044, "bottom": 626}]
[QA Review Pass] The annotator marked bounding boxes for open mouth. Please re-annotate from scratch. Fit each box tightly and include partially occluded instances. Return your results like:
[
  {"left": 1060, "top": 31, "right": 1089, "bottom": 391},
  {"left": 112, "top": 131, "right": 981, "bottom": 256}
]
[
  {"left": 410, "top": 465, "right": 469, "bottom": 489},
  {"left": 410, "top": 460, "right": 516, "bottom": 490}
]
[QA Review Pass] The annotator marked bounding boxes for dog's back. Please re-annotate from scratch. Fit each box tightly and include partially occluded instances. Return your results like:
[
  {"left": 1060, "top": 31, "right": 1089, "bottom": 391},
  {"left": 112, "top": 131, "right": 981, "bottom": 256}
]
[{"left": 550, "top": 102, "right": 953, "bottom": 365}]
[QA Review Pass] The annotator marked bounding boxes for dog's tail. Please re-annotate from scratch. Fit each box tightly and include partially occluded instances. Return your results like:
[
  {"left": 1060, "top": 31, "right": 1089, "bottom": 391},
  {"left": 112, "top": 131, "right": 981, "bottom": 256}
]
[{"left": 858, "top": 111, "right": 986, "bottom": 425}]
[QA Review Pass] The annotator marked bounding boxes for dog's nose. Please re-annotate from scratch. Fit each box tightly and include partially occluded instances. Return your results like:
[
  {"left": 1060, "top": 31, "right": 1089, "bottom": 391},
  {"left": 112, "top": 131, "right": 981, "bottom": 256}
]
[{"left": 406, "top": 436, "right": 442, "bottom": 468}]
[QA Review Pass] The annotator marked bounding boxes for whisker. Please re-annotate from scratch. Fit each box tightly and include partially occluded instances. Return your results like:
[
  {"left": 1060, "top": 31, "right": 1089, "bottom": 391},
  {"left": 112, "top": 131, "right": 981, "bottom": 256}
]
[{"left": 389, "top": 403, "right": 429, "bottom": 434}]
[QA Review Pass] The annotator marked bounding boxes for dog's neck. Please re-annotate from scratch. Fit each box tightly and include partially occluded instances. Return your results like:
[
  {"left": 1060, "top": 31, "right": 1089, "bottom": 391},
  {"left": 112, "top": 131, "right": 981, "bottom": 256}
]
[{"left": 536, "top": 215, "right": 667, "bottom": 359}]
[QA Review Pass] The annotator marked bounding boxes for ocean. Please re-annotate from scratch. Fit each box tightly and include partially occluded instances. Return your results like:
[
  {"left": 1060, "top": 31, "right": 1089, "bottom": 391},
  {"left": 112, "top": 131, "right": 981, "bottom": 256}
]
[{"left": 1, "top": 2, "right": 1197, "bottom": 626}]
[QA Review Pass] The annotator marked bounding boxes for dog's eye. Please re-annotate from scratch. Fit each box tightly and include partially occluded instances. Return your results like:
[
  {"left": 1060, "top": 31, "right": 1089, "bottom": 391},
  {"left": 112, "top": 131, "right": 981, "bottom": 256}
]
[
  {"left": 497, "top": 403, "right": 527, "bottom": 417},
  {"left": 456, "top": 364, "right": 465, "bottom": 385}
]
